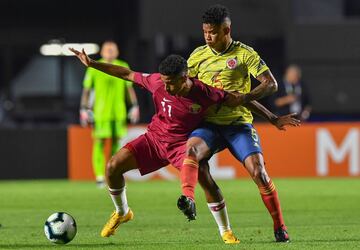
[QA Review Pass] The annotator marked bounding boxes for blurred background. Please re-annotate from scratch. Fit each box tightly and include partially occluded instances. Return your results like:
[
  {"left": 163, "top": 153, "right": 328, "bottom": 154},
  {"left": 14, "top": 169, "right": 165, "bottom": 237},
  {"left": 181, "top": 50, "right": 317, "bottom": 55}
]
[{"left": 0, "top": 0, "right": 359, "bottom": 180}]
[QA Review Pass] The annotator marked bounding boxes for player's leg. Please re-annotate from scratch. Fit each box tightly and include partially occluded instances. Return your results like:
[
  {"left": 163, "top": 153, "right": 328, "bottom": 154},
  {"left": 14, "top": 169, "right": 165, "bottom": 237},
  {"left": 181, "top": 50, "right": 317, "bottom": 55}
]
[
  {"left": 179, "top": 125, "right": 218, "bottom": 202},
  {"left": 111, "top": 120, "right": 127, "bottom": 156},
  {"left": 198, "top": 161, "right": 223, "bottom": 202},
  {"left": 179, "top": 142, "right": 200, "bottom": 200},
  {"left": 176, "top": 125, "right": 217, "bottom": 220},
  {"left": 93, "top": 138, "right": 105, "bottom": 182},
  {"left": 243, "top": 153, "right": 289, "bottom": 242},
  {"left": 111, "top": 138, "right": 121, "bottom": 156},
  {"left": 93, "top": 121, "right": 112, "bottom": 187},
  {"left": 102, "top": 132, "right": 170, "bottom": 237},
  {"left": 101, "top": 147, "right": 137, "bottom": 237},
  {"left": 224, "top": 124, "right": 289, "bottom": 242},
  {"left": 175, "top": 125, "right": 239, "bottom": 243},
  {"left": 198, "top": 161, "right": 240, "bottom": 244},
  {"left": 175, "top": 135, "right": 212, "bottom": 221},
  {"left": 106, "top": 147, "right": 137, "bottom": 194}
]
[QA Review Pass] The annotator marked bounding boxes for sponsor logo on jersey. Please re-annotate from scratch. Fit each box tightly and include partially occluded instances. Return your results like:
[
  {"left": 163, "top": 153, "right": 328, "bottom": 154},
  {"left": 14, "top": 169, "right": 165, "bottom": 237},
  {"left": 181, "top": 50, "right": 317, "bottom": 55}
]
[
  {"left": 226, "top": 58, "right": 238, "bottom": 69},
  {"left": 189, "top": 103, "right": 202, "bottom": 113}
]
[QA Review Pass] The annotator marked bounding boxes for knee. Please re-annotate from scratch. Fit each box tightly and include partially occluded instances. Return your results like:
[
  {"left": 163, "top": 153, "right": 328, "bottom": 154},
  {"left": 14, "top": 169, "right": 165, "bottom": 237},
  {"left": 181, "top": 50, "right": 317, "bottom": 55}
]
[
  {"left": 106, "top": 157, "right": 121, "bottom": 176},
  {"left": 186, "top": 146, "right": 198, "bottom": 158},
  {"left": 249, "top": 160, "right": 268, "bottom": 182},
  {"left": 186, "top": 145, "right": 209, "bottom": 162}
]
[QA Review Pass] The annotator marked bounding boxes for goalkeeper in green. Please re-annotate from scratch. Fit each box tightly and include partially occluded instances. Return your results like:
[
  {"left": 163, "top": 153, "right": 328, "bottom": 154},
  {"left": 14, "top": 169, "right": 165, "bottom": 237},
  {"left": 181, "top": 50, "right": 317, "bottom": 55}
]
[{"left": 80, "top": 41, "right": 139, "bottom": 187}]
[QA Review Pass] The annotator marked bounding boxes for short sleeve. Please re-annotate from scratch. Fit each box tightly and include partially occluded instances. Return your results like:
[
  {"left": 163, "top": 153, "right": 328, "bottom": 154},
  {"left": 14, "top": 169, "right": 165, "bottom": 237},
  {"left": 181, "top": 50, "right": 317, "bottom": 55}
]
[
  {"left": 245, "top": 49, "right": 269, "bottom": 78},
  {"left": 190, "top": 79, "right": 227, "bottom": 108},
  {"left": 83, "top": 68, "right": 93, "bottom": 89},
  {"left": 133, "top": 72, "right": 162, "bottom": 93}
]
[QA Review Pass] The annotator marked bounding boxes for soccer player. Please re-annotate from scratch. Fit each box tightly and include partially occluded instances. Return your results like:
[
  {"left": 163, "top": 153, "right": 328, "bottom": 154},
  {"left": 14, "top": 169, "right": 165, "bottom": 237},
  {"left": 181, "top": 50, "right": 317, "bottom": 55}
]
[
  {"left": 79, "top": 41, "right": 139, "bottom": 187},
  {"left": 179, "top": 5, "right": 291, "bottom": 242},
  {"left": 70, "top": 48, "right": 299, "bottom": 242}
]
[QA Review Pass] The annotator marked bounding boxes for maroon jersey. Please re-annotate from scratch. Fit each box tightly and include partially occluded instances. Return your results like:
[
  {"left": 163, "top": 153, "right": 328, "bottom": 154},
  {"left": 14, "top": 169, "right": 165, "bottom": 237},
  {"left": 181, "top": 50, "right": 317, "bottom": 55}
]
[{"left": 133, "top": 72, "right": 227, "bottom": 143}]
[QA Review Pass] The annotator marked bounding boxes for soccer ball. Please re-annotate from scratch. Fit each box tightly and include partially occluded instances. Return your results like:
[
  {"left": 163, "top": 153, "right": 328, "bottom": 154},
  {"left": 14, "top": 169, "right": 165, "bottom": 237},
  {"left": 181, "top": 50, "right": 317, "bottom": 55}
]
[{"left": 44, "top": 212, "right": 77, "bottom": 244}]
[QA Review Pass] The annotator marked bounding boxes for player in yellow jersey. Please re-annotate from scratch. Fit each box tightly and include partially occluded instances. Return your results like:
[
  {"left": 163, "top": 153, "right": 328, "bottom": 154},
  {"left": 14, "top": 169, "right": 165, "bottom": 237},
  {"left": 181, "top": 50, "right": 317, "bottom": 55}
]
[
  {"left": 178, "top": 5, "right": 290, "bottom": 243},
  {"left": 71, "top": 48, "right": 299, "bottom": 244}
]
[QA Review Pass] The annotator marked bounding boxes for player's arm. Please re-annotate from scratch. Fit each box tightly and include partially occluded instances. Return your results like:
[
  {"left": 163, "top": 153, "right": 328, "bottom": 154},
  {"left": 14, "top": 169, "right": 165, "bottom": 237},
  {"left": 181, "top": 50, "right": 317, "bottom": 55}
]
[
  {"left": 79, "top": 88, "right": 94, "bottom": 127},
  {"left": 126, "top": 85, "right": 138, "bottom": 108},
  {"left": 80, "top": 88, "right": 91, "bottom": 110},
  {"left": 79, "top": 66, "right": 95, "bottom": 127},
  {"left": 223, "top": 92, "right": 299, "bottom": 130},
  {"left": 69, "top": 48, "right": 135, "bottom": 82},
  {"left": 241, "top": 70, "right": 278, "bottom": 103},
  {"left": 224, "top": 93, "right": 276, "bottom": 121},
  {"left": 126, "top": 85, "right": 140, "bottom": 124},
  {"left": 245, "top": 101, "right": 300, "bottom": 131}
]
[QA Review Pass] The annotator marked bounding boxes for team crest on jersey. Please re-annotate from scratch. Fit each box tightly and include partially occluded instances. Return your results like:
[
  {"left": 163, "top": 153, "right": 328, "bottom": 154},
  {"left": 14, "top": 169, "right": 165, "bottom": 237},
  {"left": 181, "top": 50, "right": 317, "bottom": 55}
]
[
  {"left": 226, "top": 58, "right": 238, "bottom": 69},
  {"left": 189, "top": 103, "right": 202, "bottom": 113}
]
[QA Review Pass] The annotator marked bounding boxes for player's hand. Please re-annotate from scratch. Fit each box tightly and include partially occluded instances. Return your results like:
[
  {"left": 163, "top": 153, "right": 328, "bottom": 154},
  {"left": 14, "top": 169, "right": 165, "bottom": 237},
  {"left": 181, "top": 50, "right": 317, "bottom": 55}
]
[
  {"left": 128, "top": 105, "right": 140, "bottom": 124},
  {"left": 270, "top": 113, "right": 300, "bottom": 131},
  {"left": 300, "top": 109, "right": 310, "bottom": 121},
  {"left": 69, "top": 48, "right": 92, "bottom": 67},
  {"left": 79, "top": 108, "right": 94, "bottom": 127}
]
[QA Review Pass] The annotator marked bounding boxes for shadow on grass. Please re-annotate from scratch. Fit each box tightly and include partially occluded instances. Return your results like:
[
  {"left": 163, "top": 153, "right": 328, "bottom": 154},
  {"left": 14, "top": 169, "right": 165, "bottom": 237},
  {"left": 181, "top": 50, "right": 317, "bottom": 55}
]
[
  {"left": 292, "top": 238, "right": 360, "bottom": 243},
  {"left": 2, "top": 238, "right": 360, "bottom": 249},
  {"left": 0, "top": 241, "right": 224, "bottom": 249},
  {"left": 0, "top": 243, "right": 116, "bottom": 249},
  {"left": 248, "top": 238, "right": 360, "bottom": 245}
]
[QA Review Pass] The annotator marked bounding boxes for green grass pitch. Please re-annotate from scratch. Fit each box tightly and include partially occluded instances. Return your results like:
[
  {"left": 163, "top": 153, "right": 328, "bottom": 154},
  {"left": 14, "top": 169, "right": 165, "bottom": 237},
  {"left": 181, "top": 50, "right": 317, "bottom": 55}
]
[{"left": 0, "top": 178, "right": 359, "bottom": 249}]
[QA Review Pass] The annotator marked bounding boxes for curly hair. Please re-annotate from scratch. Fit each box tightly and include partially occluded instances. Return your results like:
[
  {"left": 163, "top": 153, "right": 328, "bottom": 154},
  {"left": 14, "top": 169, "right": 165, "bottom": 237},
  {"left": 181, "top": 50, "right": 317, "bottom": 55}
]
[
  {"left": 158, "top": 54, "right": 188, "bottom": 76},
  {"left": 202, "top": 4, "right": 230, "bottom": 25}
]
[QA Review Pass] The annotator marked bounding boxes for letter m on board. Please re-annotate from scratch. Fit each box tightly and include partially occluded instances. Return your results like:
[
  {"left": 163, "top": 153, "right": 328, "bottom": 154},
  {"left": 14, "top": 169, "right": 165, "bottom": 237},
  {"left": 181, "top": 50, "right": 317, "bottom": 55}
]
[{"left": 316, "top": 128, "right": 359, "bottom": 176}]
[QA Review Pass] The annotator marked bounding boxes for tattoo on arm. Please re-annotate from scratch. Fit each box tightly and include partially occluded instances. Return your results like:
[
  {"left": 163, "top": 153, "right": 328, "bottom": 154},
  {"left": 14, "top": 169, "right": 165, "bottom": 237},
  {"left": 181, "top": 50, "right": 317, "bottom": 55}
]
[{"left": 244, "top": 70, "right": 278, "bottom": 102}]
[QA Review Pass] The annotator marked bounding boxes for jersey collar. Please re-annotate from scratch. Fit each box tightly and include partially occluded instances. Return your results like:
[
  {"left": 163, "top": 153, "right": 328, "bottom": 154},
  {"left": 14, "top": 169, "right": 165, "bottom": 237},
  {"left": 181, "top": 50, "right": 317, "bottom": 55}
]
[{"left": 209, "top": 40, "right": 234, "bottom": 56}]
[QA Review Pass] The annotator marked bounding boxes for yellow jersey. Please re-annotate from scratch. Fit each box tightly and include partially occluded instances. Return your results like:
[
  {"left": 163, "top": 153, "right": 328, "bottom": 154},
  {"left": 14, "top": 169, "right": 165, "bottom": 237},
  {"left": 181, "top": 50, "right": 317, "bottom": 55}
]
[{"left": 188, "top": 41, "right": 269, "bottom": 125}]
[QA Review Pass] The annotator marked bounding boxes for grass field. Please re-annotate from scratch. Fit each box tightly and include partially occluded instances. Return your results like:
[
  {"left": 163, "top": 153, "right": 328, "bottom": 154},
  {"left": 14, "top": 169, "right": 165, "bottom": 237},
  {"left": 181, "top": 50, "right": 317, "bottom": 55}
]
[{"left": 0, "top": 178, "right": 359, "bottom": 249}]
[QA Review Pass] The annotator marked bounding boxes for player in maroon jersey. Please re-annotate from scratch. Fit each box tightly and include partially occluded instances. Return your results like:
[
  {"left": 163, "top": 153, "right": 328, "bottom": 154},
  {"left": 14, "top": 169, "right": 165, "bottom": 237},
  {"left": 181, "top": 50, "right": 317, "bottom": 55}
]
[{"left": 70, "top": 48, "right": 300, "bottom": 240}]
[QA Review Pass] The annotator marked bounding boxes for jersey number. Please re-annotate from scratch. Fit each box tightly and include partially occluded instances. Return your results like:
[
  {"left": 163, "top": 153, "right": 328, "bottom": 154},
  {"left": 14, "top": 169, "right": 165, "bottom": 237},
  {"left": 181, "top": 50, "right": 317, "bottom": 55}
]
[{"left": 161, "top": 101, "right": 172, "bottom": 117}]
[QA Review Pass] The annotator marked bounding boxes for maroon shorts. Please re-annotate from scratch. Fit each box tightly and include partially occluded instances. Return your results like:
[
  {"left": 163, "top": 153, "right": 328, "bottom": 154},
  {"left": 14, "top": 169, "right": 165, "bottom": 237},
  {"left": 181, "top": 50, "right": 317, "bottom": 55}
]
[{"left": 123, "top": 132, "right": 186, "bottom": 175}]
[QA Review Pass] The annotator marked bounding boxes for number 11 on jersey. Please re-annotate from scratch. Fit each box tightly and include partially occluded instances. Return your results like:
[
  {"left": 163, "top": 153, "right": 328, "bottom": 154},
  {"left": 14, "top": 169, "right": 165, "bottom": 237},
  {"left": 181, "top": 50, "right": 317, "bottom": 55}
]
[{"left": 161, "top": 101, "right": 172, "bottom": 117}]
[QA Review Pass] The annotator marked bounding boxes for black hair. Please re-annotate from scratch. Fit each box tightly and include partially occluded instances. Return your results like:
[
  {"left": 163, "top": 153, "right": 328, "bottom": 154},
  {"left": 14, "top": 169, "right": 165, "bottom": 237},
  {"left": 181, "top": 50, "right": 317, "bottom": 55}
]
[
  {"left": 158, "top": 54, "right": 188, "bottom": 76},
  {"left": 202, "top": 4, "right": 230, "bottom": 25}
]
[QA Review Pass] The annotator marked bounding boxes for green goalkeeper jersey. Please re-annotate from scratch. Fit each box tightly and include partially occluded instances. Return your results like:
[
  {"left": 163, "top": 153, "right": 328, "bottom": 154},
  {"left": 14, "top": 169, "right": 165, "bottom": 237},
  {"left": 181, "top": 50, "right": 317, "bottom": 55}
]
[
  {"left": 188, "top": 41, "right": 269, "bottom": 125},
  {"left": 83, "top": 59, "right": 132, "bottom": 122}
]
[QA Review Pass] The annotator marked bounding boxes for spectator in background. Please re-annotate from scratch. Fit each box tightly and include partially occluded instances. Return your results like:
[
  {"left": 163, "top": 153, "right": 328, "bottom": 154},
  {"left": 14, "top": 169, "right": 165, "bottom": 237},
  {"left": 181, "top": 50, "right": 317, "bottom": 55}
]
[
  {"left": 274, "top": 64, "right": 311, "bottom": 121},
  {"left": 80, "top": 41, "right": 139, "bottom": 187}
]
